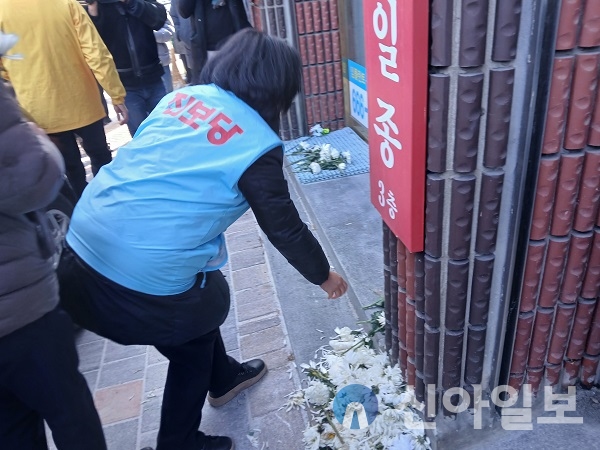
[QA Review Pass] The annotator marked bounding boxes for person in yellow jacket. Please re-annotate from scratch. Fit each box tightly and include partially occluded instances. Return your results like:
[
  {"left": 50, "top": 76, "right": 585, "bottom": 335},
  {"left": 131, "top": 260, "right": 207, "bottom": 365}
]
[{"left": 0, "top": 0, "right": 129, "bottom": 198}]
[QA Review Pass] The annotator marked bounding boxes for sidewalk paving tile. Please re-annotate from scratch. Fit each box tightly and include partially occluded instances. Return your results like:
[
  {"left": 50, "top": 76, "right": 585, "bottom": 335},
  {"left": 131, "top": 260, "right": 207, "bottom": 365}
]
[
  {"left": 246, "top": 366, "right": 298, "bottom": 418},
  {"left": 229, "top": 246, "right": 267, "bottom": 271},
  {"left": 77, "top": 339, "right": 105, "bottom": 373},
  {"left": 94, "top": 380, "right": 143, "bottom": 425},
  {"left": 238, "top": 314, "right": 281, "bottom": 336},
  {"left": 103, "top": 342, "right": 147, "bottom": 363},
  {"left": 236, "top": 283, "right": 279, "bottom": 321},
  {"left": 240, "top": 324, "right": 287, "bottom": 359},
  {"left": 103, "top": 419, "right": 139, "bottom": 450},
  {"left": 231, "top": 263, "right": 271, "bottom": 291},
  {"left": 144, "top": 362, "right": 168, "bottom": 393},
  {"left": 97, "top": 354, "right": 146, "bottom": 389},
  {"left": 251, "top": 408, "right": 306, "bottom": 450}
]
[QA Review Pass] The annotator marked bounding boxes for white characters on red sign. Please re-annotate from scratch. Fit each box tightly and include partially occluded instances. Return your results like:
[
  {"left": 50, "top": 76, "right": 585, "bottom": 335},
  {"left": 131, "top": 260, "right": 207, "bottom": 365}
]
[
  {"left": 378, "top": 180, "right": 398, "bottom": 219},
  {"left": 375, "top": 98, "right": 402, "bottom": 168},
  {"left": 373, "top": 0, "right": 399, "bottom": 82}
]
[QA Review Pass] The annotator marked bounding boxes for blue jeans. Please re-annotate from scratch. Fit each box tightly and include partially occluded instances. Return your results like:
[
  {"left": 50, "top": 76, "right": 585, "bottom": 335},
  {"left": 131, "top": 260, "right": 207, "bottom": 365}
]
[
  {"left": 125, "top": 79, "right": 167, "bottom": 136},
  {"left": 162, "top": 65, "right": 173, "bottom": 94}
]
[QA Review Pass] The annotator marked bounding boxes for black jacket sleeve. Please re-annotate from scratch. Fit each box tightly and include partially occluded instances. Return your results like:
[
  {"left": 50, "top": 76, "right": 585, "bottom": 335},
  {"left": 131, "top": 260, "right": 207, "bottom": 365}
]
[
  {"left": 178, "top": 0, "right": 195, "bottom": 19},
  {"left": 91, "top": 0, "right": 166, "bottom": 31},
  {"left": 124, "top": 0, "right": 167, "bottom": 31},
  {"left": 238, "top": 147, "right": 330, "bottom": 286}
]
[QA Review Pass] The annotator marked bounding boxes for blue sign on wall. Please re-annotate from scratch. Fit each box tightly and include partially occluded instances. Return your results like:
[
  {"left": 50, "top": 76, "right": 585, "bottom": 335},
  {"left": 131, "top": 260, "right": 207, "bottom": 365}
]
[{"left": 348, "top": 60, "right": 368, "bottom": 128}]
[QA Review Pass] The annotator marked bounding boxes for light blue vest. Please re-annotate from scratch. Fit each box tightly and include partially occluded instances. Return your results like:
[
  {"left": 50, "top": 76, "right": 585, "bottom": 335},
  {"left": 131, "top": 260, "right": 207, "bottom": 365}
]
[{"left": 67, "top": 85, "right": 281, "bottom": 295}]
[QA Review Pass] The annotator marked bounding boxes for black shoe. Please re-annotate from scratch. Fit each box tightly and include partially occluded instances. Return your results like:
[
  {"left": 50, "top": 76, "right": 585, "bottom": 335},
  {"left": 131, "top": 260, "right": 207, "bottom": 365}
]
[
  {"left": 207, "top": 359, "right": 267, "bottom": 407},
  {"left": 140, "top": 434, "right": 233, "bottom": 450},
  {"left": 201, "top": 435, "right": 234, "bottom": 450}
]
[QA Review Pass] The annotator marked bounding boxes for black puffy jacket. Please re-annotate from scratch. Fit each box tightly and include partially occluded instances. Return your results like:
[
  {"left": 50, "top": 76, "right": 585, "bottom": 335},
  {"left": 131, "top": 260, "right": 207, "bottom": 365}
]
[
  {"left": 0, "top": 82, "right": 65, "bottom": 338},
  {"left": 90, "top": 0, "right": 167, "bottom": 88}
]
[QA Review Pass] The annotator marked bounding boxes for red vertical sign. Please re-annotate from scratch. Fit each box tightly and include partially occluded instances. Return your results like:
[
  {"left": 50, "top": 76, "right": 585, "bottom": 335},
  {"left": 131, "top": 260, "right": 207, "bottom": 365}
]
[{"left": 364, "top": 0, "right": 428, "bottom": 252}]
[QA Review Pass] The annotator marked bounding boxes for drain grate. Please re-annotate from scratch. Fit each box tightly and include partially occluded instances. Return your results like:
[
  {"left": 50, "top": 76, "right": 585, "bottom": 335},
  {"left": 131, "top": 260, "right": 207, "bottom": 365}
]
[{"left": 283, "top": 127, "right": 370, "bottom": 184}]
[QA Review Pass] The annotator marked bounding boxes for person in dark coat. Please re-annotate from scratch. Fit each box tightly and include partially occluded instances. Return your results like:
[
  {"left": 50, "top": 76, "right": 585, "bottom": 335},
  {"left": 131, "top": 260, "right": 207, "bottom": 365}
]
[
  {"left": 87, "top": 0, "right": 168, "bottom": 136},
  {"left": 178, "top": 0, "right": 251, "bottom": 84},
  {"left": 0, "top": 43, "right": 106, "bottom": 450}
]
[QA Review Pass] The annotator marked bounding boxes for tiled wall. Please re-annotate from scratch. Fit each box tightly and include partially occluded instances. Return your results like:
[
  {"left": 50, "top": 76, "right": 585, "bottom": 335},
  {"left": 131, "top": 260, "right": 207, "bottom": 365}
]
[
  {"left": 384, "top": 0, "right": 524, "bottom": 419},
  {"left": 293, "top": 0, "right": 345, "bottom": 132},
  {"left": 249, "top": 0, "right": 303, "bottom": 139},
  {"left": 509, "top": 0, "right": 600, "bottom": 393},
  {"left": 249, "top": 0, "right": 345, "bottom": 138}
]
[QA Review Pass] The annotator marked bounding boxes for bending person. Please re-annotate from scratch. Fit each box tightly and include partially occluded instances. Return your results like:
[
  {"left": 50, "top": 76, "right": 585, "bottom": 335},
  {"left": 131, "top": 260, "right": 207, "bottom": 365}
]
[{"left": 58, "top": 29, "right": 347, "bottom": 450}]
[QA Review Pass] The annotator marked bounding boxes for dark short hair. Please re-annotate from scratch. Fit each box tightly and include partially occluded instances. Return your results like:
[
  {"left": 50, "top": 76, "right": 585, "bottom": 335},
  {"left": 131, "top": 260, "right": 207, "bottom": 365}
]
[{"left": 199, "top": 28, "right": 302, "bottom": 128}]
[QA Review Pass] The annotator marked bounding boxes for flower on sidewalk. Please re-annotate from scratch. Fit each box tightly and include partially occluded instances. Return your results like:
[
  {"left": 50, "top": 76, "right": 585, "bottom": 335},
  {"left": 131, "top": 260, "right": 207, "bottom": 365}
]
[
  {"left": 310, "top": 123, "right": 330, "bottom": 137},
  {"left": 284, "top": 308, "right": 432, "bottom": 450},
  {"left": 291, "top": 142, "right": 351, "bottom": 174}
]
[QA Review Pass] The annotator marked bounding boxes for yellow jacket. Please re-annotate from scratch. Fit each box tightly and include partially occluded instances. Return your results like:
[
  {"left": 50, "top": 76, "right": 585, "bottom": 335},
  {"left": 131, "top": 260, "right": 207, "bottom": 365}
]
[{"left": 0, "top": 0, "right": 126, "bottom": 133}]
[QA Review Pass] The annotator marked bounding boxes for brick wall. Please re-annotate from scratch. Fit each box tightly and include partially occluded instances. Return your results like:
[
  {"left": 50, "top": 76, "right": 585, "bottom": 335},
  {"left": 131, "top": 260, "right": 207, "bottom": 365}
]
[
  {"left": 385, "top": 0, "right": 524, "bottom": 419},
  {"left": 509, "top": 0, "right": 600, "bottom": 393},
  {"left": 249, "top": 0, "right": 345, "bottom": 138},
  {"left": 294, "top": 0, "right": 345, "bottom": 132}
]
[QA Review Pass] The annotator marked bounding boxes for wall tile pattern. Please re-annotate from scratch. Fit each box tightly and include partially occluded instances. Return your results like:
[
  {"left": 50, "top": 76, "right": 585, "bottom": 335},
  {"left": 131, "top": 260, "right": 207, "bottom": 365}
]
[
  {"left": 249, "top": 0, "right": 303, "bottom": 139},
  {"left": 386, "top": 0, "right": 522, "bottom": 418},
  {"left": 509, "top": 0, "right": 600, "bottom": 391},
  {"left": 294, "top": 0, "right": 345, "bottom": 132}
]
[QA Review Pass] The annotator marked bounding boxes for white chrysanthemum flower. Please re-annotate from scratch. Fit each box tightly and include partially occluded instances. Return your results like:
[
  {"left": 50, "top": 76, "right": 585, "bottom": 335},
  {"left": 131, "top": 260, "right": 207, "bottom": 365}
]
[
  {"left": 342, "top": 151, "right": 352, "bottom": 163},
  {"left": 377, "top": 311, "right": 386, "bottom": 328},
  {"left": 329, "top": 339, "right": 356, "bottom": 353},
  {"left": 342, "top": 347, "right": 374, "bottom": 368},
  {"left": 284, "top": 390, "right": 306, "bottom": 411},
  {"left": 334, "top": 327, "right": 354, "bottom": 341},
  {"left": 411, "top": 435, "right": 431, "bottom": 450},
  {"left": 299, "top": 141, "right": 310, "bottom": 150},
  {"left": 303, "top": 426, "right": 320, "bottom": 450},
  {"left": 319, "top": 423, "right": 338, "bottom": 446},
  {"left": 319, "top": 147, "right": 331, "bottom": 161},
  {"left": 309, "top": 162, "right": 322, "bottom": 174},
  {"left": 310, "top": 124, "right": 324, "bottom": 137},
  {"left": 387, "top": 433, "right": 413, "bottom": 450},
  {"left": 330, "top": 148, "right": 340, "bottom": 159},
  {"left": 305, "top": 380, "right": 331, "bottom": 406},
  {"left": 338, "top": 162, "right": 346, "bottom": 170}
]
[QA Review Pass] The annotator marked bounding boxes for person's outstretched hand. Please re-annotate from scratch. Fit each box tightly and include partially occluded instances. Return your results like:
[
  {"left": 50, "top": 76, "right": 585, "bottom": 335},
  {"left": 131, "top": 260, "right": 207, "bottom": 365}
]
[
  {"left": 320, "top": 271, "right": 348, "bottom": 299},
  {"left": 114, "top": 103, "right": 129, "bottom": 125}
]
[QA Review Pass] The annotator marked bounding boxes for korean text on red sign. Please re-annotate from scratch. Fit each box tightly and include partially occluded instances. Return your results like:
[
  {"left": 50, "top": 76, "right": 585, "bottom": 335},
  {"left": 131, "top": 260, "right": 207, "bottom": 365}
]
[{"left": 364, "top": 0, "right": 428, "bottom": 252}]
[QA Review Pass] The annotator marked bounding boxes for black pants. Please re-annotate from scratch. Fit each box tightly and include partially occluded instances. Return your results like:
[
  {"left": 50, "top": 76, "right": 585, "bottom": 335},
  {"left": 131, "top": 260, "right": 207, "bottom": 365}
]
[
  {"left": 58, "top": 247, "right": 241, "bottom": 450},
  {"left": 0, "top": 308, "right": 106, "bottom": 450},
  {"left": 49, "top": 119, "right": 111, "bottom": 199}
]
